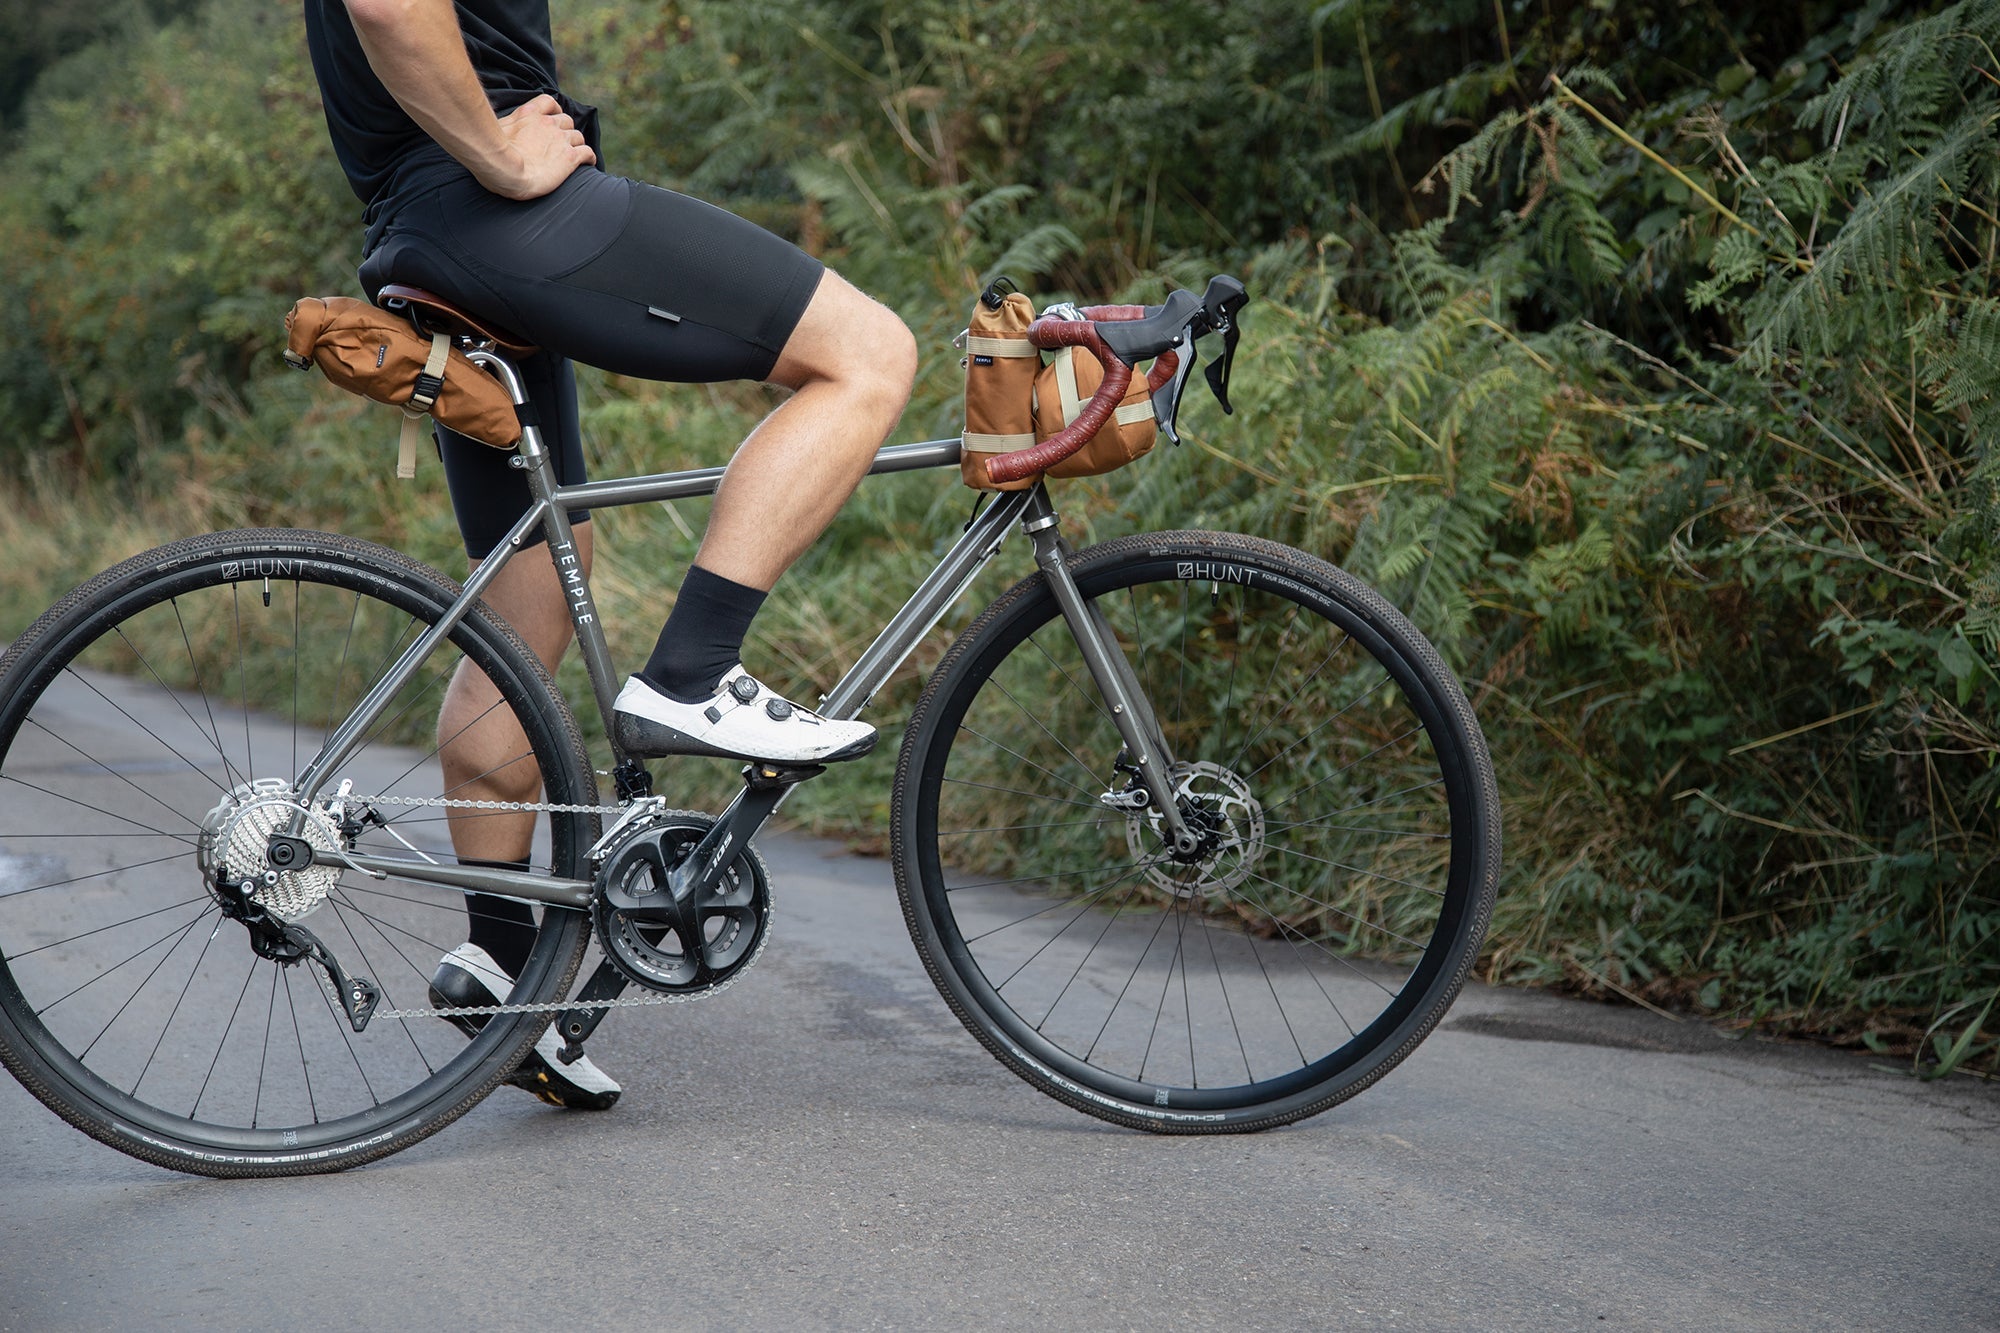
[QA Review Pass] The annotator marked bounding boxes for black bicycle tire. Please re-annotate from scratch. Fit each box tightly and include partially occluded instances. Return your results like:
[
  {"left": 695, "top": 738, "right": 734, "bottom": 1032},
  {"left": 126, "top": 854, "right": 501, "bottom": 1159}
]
[
  {"left": 0, "top": 529, "right": 597, "bottom": 1176},
  {"left": 891, "top": 530, "right": 1500, "bottom": 1133}
]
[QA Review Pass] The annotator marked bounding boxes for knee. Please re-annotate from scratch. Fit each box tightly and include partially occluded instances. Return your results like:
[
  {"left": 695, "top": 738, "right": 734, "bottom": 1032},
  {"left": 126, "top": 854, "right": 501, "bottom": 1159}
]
[
  {"left": 833, "top": 299, "right": 918, "bottom": 418},
  {"left": 784, "top": 275, "right": 917, "bottom": 415},
  {"left": 868, "top": 304, "right": 919, "bottom": 394}
]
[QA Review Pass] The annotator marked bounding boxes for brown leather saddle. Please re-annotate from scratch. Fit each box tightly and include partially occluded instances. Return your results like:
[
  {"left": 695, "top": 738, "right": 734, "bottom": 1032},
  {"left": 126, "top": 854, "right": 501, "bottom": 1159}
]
[{"left": 374, "top": 283, "right": 539, "bottom": 358}]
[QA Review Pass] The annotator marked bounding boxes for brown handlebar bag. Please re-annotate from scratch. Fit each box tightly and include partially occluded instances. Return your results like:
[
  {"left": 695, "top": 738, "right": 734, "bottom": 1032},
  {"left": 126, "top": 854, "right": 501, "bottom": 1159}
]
[
  {"left": 959, "top": 287, "right": 1043, "bottom": 492},
  {"left": 284, "top": 296, "right": 521, "bottom": 477},
  {"left": 1033, "top": 342, "right": 1157, "bottom": 478}
]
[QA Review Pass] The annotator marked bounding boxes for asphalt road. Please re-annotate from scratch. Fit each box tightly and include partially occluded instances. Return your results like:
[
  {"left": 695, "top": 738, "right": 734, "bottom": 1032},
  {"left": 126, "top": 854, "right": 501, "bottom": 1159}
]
[
  {"left": 1, "top": 820, "right": 1995, "bottom": 1331},
  {"left": 0, "top": 674, "right": 1994, "bottom": 1330}
]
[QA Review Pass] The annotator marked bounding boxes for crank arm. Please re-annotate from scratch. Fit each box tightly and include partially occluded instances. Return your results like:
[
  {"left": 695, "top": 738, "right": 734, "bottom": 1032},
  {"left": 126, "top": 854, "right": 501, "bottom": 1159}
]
[{"left": 555, "top": 960, "right": 632, "bottom": 1061}]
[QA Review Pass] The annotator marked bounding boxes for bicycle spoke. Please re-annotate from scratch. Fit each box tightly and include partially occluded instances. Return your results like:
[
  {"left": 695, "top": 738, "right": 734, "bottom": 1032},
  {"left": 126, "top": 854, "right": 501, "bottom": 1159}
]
[
  {"left": 283, "top": 966, "right": 320, "bottom": 1124},
  {"left": 21, "top": 715, "right": 207, "bottom": 837},
  {"left": 987, "top": 863, "right": 1152, "bottom": 993},
  {"left": 954, "top": 721, "right": 1105, "bottom": 805},
  {"left": 0, "top": 850, "right": 196, "bottom": 905},
  {"left": 169, "top": 603, "right": 246, "bottom": 791},
  {"left": 11, "top": 895, "right": 212, "bottom": 961},
  {"left": 133, "top": 910, "right": 226, "bottom": 1097},
  {"left": 61, "top": 667, "right": 232, "bottom": 799},
  {"left": 76, "top": 906, "right": 215, "bottom": 1062},
  {"left": 192, "top": 957, "right": 261, "bottom": 1121},
  {"left": 31, "top": 906, "right": 210, "bottom": 1016}
]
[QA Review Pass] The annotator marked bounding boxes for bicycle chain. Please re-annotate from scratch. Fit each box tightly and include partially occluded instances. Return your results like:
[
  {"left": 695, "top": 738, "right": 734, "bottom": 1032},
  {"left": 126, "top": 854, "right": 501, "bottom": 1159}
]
[
  {"left": 357, "top": 792, "right": 622, "bottom": 816},
  {"left": 373, "top": 991, "right": 695, "bottom": 1021},
  {"left": 340, "top": 789, "right": 686, "bottom": 1022}
]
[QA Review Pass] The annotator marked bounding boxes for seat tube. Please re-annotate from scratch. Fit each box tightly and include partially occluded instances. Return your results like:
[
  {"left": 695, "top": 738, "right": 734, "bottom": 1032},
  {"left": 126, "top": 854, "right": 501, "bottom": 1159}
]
[
  {"left": 470, "top": 351, "right": 626, "bottom": 736},
  {"left": 1021, "top": 490, "right": 1197, "bottom": 850}
]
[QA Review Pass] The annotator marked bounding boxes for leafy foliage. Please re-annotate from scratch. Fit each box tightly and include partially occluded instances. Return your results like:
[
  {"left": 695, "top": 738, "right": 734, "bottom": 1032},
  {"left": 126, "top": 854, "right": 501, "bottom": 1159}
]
[{"left": 0, "top": 0, "right": 1993, "bottom": 1074}]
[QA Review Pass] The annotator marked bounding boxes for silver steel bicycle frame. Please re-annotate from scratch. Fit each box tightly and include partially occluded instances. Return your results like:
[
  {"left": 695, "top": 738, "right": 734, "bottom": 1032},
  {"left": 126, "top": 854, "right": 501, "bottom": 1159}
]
[{"left": 293, "top": 349, "right": 1185, "bottom": 906}]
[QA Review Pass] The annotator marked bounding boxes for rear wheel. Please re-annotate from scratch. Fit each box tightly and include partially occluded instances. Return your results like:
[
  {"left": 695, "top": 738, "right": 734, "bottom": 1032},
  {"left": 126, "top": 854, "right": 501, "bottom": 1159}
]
[
  {"left": 0, "top": 530, "right": 596, "bottom": 1175},
  {"left": 892, "top": 531, "right": 1500, "bottom": 1132}
]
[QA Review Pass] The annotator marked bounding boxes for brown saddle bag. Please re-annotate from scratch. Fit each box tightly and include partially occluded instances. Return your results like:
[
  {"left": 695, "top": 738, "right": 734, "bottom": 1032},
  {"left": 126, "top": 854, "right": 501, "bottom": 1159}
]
[{"left": 284, "top": 296, "right": 521, "bottom": 476}]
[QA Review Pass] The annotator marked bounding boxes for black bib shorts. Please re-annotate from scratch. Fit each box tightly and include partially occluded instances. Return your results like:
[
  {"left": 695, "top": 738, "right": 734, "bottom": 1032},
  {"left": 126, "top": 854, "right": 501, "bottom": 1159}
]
[{"left": 358, "top": 167, "right": 825, "bottom": 557}]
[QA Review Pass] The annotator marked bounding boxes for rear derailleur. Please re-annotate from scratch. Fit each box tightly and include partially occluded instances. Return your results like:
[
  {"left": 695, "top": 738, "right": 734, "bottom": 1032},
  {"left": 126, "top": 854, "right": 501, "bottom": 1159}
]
[{"left": 212, "top": 871, "right": 380, "bottom": 1033}]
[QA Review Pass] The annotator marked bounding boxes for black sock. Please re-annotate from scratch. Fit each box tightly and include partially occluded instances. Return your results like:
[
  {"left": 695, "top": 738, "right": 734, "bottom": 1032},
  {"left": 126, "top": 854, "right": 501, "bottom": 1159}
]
[
  {"left": 462, "top": 858, "right": 535, "bottom": 979},
  {"left": 640, "top": 564, "right": 768, "bottom": 703}
]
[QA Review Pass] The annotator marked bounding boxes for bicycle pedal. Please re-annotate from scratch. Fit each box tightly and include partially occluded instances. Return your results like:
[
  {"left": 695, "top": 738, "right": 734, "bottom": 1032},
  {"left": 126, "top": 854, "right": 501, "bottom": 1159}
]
[{"left": 743, "top": 761, "right": 827, "bottom": 791}]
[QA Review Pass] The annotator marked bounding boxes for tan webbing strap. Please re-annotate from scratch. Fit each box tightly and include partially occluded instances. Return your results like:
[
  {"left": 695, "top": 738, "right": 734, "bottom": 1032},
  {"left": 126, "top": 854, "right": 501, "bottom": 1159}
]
[
  {"left": 1052, "top": 347, "right": 1153, "bottom": 429},
  {"left": 962, "top": 430, "right": 1039, "bottom": 454},
  {"left": 395, "top": 333, "right": 452, "bottom": 480},
  {"left": 396, "top": 415, "right": 422, "bottom": 480},
  {"left": 963, "top": 334, "right": 1040, "bottom": 358}
]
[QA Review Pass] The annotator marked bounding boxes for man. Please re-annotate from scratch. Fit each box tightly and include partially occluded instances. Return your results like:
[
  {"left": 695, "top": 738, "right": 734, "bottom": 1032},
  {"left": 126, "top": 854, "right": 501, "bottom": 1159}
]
[{"left": 303, "top": 0, "right": 918, "bottom": 1108}]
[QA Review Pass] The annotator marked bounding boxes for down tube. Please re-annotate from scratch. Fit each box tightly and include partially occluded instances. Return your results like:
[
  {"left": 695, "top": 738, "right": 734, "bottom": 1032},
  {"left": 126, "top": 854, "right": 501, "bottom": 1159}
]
[{"left": 817, "top": 488, "right": 1035, "bottom": 720}]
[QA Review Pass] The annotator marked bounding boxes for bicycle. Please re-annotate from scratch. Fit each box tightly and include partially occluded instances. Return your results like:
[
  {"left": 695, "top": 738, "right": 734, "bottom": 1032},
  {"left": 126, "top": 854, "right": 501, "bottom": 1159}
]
[{"left": 0, "top": 275, "right": 1500, "bottom": 1176}]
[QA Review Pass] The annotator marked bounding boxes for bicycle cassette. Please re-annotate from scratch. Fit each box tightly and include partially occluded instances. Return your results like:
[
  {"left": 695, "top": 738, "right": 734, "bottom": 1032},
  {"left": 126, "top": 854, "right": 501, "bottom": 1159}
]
[{"left": 592, "top": 809, "right": 771, "bottom": 998}]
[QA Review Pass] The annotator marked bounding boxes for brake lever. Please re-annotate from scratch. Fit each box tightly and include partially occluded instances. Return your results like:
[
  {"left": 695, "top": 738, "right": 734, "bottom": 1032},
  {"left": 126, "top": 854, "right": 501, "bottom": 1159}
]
[
  {"left": 1203, "top": 318, "right": 1239, "bottom": 416},
  {"left": 1198, "top": 274, "right": 1247, "bottom": 415},
  {"left": 1151, "top": 342, "right": 1199, "bottom": 445}
]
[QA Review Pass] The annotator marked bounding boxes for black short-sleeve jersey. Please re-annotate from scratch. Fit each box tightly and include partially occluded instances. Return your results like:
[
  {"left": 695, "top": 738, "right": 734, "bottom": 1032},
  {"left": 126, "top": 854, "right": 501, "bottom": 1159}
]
[{"left": 302, "top": 0, "right": 598, "bottom": 224}]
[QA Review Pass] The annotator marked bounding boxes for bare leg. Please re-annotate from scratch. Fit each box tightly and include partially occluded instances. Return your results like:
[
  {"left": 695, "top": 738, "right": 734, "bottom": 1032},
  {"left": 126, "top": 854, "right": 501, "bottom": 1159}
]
[
  {"left": 436, "top": 267, "right": 916, "bottom": 841},
  {"left": 436, "top": 524, "right": 594, "bottom": 862},
  {"left": 694, "top": 270, "right": 918, "bottom": 590}
]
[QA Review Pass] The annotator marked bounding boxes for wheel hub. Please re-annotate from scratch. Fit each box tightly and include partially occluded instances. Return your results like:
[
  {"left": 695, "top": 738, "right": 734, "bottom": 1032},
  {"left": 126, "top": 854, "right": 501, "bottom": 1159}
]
[
  {"left": 197, "top": 778, "right": 344, "bottom": 922},
  {"left": 1127, "top": 761, "right": 1265, "bottom": 897}
]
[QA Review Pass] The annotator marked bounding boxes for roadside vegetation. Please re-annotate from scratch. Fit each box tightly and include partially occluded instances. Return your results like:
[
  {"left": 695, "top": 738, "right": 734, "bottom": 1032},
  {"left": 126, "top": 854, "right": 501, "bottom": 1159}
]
[{"left": 1, "top": 0, "right": 1993, "bottom": 1075}]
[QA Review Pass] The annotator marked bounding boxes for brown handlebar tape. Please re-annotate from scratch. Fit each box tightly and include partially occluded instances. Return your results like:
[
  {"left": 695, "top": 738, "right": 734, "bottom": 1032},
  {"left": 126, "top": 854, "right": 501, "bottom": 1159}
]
[{"left": 984, "top": 307, "right": 1179, "bottom": 485}]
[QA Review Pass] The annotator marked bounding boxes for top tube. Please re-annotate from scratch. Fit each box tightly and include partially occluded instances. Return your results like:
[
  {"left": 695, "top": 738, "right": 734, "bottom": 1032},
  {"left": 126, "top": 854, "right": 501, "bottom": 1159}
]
[{"left": 547, "top": 438, "right": 964, "bottom": 512}]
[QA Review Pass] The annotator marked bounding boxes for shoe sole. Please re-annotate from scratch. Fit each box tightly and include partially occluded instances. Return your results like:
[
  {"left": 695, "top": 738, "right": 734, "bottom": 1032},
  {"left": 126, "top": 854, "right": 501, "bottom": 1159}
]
[
  {"left": 430, "top": 964, "right": 620, "bottom": 1111},
  {"left": 612, "top": 710, "right": 877, "bottom": 764}
]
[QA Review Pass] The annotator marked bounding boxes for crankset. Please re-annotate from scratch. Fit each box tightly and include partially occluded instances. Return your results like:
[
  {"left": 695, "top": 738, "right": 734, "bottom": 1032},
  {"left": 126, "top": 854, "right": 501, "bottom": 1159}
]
[{"left": 592, "top": 809, "right": 772, "bottom": 997}]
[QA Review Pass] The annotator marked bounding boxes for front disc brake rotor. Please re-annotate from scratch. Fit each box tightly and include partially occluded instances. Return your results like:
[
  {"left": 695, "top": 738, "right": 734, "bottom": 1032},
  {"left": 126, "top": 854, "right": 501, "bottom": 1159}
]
[{"left": 1127, "top": 760, "right": 1266, "bottom": 897}]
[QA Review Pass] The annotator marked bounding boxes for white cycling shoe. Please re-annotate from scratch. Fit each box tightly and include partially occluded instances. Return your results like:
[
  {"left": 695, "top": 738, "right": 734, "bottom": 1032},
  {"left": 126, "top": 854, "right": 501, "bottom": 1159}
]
[
  {"left": 611, "top": 667, "right": 877, "bottom": 764},
  {"left": 429, "top": 943, "right": 621, "bottom": 1112}
]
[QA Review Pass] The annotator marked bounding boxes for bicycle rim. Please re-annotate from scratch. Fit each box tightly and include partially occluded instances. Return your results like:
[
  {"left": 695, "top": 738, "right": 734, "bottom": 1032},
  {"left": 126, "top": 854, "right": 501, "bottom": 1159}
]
[
  {"left": 0, "top": 530, "right": 595, "bottom": 1174},
  {"left": 894, "top": 531, "right": 1499, "bottom": 1131}
]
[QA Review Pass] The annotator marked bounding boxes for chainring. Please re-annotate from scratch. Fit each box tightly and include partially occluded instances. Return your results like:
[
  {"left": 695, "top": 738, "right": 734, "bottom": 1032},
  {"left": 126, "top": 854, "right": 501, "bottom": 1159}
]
[{"left": 592, "top": 809, "right": 771, "bottom": 997}]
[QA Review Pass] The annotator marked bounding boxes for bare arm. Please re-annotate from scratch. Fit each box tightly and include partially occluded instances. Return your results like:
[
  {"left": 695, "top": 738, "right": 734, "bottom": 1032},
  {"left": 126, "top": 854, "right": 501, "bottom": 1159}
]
[{"left": 341, "top": 0, "right": 594, "bottom": 200}]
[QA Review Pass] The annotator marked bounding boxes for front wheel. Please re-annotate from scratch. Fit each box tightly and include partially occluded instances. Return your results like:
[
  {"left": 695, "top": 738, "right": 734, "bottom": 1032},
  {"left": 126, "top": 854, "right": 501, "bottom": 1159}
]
[
  {"left": 892, "top": 531, "right": 1500, "bottom": 1132},
  {"left": 0, "top": 530, "right": 597, "bottom": 1175}
]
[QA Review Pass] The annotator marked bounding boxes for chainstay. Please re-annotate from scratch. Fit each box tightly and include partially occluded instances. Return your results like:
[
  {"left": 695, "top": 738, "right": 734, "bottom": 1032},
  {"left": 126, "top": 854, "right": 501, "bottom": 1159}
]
[{"left": 344, "top": 792, "right": 726, "bottom": 1019}]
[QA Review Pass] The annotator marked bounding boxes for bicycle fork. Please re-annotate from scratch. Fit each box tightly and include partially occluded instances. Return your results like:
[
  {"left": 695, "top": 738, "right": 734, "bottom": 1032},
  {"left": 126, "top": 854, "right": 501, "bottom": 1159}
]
[{"left": 1020, "top": 504, "right": 1198, "bottom": 856}]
